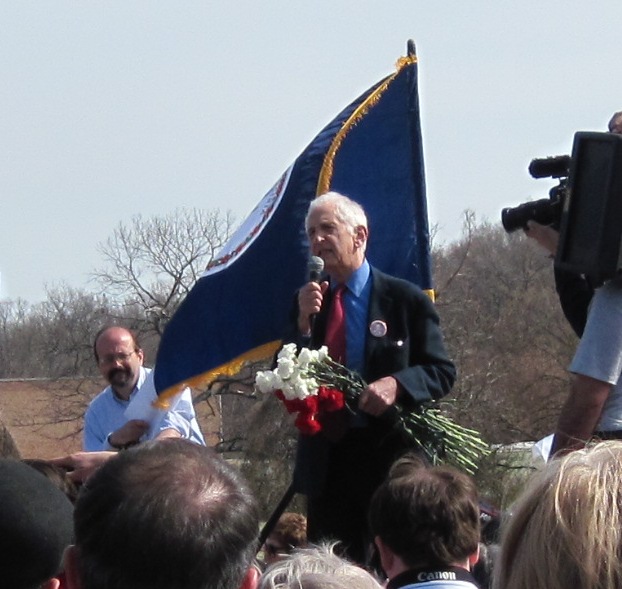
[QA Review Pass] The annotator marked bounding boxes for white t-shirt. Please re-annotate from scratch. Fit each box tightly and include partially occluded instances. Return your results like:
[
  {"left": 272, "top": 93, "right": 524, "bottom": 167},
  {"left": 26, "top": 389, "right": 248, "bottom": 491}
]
[{"left": 570, "top": 277, "right": 622, "bottom": 431}]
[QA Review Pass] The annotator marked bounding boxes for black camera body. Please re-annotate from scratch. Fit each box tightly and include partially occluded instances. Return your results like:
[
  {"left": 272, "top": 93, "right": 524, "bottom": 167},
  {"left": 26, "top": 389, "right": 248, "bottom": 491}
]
[
  {"left": 501, "top": 156, "right": 570, "bottom": 233},
  {"left": 502, "top": 132, "right": 622, "bottom": 285}
]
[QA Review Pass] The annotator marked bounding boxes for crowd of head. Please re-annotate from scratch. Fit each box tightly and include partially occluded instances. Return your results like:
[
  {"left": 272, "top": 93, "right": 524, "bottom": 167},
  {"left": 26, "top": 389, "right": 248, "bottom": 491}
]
[{"left": 4, "top": 437, "right": 622, "bottom": 589}]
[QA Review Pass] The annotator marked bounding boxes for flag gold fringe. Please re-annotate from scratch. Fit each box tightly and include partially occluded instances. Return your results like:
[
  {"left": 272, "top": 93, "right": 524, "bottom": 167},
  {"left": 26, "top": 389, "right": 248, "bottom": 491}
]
[
  {"left": 153, "top": 340, "right": 282, "bottom": 409},
  {"left": 316, "top": 54, "right": 417, "bottom": 194},
  {"left": 316, "top": 53, "right": 436, "bottom": 303}
]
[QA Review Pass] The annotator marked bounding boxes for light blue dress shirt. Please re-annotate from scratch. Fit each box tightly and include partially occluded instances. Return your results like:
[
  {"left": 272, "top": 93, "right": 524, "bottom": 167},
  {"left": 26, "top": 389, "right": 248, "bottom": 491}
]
[
  {"left": 341, "top": 258, "right": 372, "bottom": 375},
  {"left": 83, "top": 366, "right": 206, "bottom": 451}
]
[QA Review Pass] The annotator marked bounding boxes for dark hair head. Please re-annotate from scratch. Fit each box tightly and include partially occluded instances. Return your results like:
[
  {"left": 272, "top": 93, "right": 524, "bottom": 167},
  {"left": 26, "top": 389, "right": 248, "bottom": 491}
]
[
  {"left": 74, "top": 439, "right": 259, "bottom": 589},
  {"left": 0, "top": 458, "right": 74, "bottom": 589},
  {"left": 271, "top": 512, "right": 308, "bottom": 552},
  {"left": 369, "top": 454, "right": 480, "bottom": 568}
]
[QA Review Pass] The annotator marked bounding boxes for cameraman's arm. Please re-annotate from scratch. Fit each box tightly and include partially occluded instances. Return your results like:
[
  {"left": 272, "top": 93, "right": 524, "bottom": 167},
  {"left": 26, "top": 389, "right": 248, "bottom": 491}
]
[{"left": 551, "top": 374, "right": 611, "bottom": 456}]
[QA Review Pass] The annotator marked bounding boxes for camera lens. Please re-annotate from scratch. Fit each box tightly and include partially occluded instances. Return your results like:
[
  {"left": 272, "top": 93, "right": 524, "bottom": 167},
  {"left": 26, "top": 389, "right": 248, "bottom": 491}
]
[{"left": 501, "top": 198, "right": 558, "bottom": 233}]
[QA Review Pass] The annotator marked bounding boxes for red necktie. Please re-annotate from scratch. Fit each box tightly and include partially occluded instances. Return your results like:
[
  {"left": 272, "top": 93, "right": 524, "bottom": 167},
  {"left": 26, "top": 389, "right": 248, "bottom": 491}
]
[
  {"left": 324, "top": 284, "right": 346, "bottom": 364},
  {"left": 321, "top": 284, "right": 349, "bottom": 442}
]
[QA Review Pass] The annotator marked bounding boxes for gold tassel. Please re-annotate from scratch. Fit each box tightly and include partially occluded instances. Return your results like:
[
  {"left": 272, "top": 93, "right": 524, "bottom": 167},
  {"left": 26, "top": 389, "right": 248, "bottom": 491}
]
[{"left": 152, "top": 340, "right": 282, "bottom": 409}]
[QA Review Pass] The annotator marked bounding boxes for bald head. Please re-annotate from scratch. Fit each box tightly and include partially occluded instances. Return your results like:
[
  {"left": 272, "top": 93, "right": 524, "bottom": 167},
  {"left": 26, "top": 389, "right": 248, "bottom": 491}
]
[
  {"left": 71, "top": 440, "right": 259, "bottom": 589},
  {"left": 93, "top": 326, "right": 137, "bottom": 361},
  {"left": 93, "top": 326, "right": 144, "bottom": 399},
  {"left": 608, "top": 111, "right": 622, "bottom": 134}
]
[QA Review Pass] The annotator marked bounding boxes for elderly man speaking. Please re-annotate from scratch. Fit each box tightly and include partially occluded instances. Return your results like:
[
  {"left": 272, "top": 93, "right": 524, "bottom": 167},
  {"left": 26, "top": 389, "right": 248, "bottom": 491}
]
[{"left": 284, "top": 191, "right": 456, "bottom": 564}]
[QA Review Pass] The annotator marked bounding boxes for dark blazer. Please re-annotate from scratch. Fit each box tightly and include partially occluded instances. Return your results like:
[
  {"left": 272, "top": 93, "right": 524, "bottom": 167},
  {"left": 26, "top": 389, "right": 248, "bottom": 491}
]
[{"left": 285, "top": 266, "right": 456, "bottom": 496}]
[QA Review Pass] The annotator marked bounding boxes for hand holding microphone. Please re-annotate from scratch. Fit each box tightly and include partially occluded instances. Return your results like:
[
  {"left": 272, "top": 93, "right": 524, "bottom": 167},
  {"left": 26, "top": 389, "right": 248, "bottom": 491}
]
[
  {"left": 308, "top": 255, "right": 324, "bottom": 283},
  {"left": 298, "top": 256, "right": 328, "bottom": 335}
]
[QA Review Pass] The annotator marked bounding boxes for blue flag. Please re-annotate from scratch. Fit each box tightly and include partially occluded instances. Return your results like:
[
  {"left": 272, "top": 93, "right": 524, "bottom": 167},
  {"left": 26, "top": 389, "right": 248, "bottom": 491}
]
[{"left": 155, "top": 41, "right": 431, "bottom": 400}]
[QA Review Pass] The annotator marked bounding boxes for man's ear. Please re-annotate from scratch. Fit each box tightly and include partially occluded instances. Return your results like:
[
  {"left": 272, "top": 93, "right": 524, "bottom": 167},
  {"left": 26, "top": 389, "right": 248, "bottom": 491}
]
[
  {"left": 239, "top": 565, "right": 260, "bottom": 589},
  {"left": 468, "top": 543, "right": 480, "bottom": 568},
  {"left": 354, "top": 225, "right": 368, "bottom": 249},
  {"left": 41, "top": 579, "right": 61, "bottom": 589},
  {"left": 63, "top": 545, "right": 83, "bottom": 589},
  {"left": 374, "top": 536, "right": 394, "bottom": 574}
]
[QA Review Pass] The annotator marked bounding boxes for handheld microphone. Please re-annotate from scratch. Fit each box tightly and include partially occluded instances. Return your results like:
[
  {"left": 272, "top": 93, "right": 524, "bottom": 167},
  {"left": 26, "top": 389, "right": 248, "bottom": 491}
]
[
  {"left": 306, "top": 256, "right": 324, "bottom": 334},
  {"left": 308, "top": 256, "right": 324, "bottom": 283}
]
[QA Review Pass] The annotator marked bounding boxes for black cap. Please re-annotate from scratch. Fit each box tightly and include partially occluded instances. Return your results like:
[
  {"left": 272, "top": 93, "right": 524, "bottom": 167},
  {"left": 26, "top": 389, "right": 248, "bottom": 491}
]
[{"left": 0, "top": 459, "right": 74, "bottom": 588}]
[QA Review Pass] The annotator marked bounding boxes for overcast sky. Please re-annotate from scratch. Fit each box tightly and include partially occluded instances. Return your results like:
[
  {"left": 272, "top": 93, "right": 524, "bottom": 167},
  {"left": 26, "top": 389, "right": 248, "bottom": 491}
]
[{"left": 2, "top": 2, "right": 622, "bottom": 302}]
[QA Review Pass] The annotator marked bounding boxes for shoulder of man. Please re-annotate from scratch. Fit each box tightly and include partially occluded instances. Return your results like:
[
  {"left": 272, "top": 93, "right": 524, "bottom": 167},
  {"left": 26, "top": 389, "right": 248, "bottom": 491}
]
[
  {"left": 135, "top": 365, "right": 152, "bottom": 388},
  {"left": 86, "top": 384, "right": 115, "bottom": 410},
  {"left": 370, "top": 266, "right": 429, "bottom": 299}
]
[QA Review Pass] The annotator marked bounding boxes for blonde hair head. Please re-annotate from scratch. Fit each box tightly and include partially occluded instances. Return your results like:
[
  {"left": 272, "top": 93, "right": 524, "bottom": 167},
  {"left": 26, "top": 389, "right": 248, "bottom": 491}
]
[{"left": 495, "top": 441, "right": 622, "bottom": 589}]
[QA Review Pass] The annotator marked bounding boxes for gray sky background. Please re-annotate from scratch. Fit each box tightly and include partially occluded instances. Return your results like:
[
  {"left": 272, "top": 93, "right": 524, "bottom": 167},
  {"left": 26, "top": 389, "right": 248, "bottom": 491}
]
[{"left": 2, "top": 2, "right": 622, "bottom": 302}]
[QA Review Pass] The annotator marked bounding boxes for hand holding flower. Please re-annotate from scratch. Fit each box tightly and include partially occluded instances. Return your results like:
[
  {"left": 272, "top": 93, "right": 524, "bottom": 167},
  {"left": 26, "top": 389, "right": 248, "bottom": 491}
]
[
  {"left": 255, "top": 345, "right": 489, "bottom": 474},
  {"left": 359, "top": 376, "right": 400, "bottom": 417}
]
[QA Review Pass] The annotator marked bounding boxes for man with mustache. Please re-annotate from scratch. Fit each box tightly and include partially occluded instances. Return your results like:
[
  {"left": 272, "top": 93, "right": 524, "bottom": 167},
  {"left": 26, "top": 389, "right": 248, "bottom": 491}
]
[{"left": 83, "top": 326, "right": 205, "bottom": 451}]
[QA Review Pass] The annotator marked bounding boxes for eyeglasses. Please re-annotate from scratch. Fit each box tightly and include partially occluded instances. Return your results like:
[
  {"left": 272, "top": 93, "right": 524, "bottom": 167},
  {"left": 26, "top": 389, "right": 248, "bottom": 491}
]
[
  {"left": 263, "top": 542, "right": 290, "bottom": 557},
  {"left": 98, "top": 351, "right": 136, "bottom": 366}
]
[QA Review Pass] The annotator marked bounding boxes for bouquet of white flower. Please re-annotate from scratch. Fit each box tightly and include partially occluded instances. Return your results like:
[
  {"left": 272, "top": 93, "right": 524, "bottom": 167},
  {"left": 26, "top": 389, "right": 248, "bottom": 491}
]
[
  {"left": 255, "top": 344, "right": 350, "bottom": 435},
  {"left": 255, "top": 344, "right": 489, "bottom": 474}
]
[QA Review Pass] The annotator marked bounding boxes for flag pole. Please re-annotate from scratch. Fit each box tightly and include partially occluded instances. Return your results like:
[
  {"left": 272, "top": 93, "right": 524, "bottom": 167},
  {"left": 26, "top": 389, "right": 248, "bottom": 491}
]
[{"left": 256, "top": 482, "right": 296, "bottom": 551}]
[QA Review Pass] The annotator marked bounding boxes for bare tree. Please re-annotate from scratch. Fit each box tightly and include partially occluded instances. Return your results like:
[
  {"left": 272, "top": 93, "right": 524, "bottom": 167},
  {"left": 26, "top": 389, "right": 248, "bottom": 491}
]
[
  {"left": 36, "top": 285, "right": 112, "bottom": 377},
  {"left": 426, "top": 215, "right": 582, "bottom": 507},
  {"left": 92, "top": 208, "right": 236, "bottom": 336},
  {"left": 0, "top": 299, "right": 33, "bottom": 378},
  {"left": 0, "top": 209, "right": 236, "bottom": 447},
  {"left": 0, "top": 288, "right": 112, "bottom": 379},
  {"left": 434, "top": 218, "right": 576, "bottom": 445}
]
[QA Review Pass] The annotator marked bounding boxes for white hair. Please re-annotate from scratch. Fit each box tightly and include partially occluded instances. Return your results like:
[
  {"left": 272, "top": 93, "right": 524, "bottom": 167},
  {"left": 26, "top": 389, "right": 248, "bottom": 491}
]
[
  {"left": 304, "top": 192, "right": 368, "bottom": 235},
  {"left": 259, "top": 543, "right": 382, "bottom": 589}
]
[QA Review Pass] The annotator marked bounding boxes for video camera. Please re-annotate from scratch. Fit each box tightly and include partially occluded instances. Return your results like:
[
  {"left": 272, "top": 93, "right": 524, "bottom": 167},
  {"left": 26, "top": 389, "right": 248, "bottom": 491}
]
[
  {"left": 501, "top": 155, "right": 571, "bottom": 233},
  {"left": 501, "top": 132, "right": 622, "bottom": 285}
]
